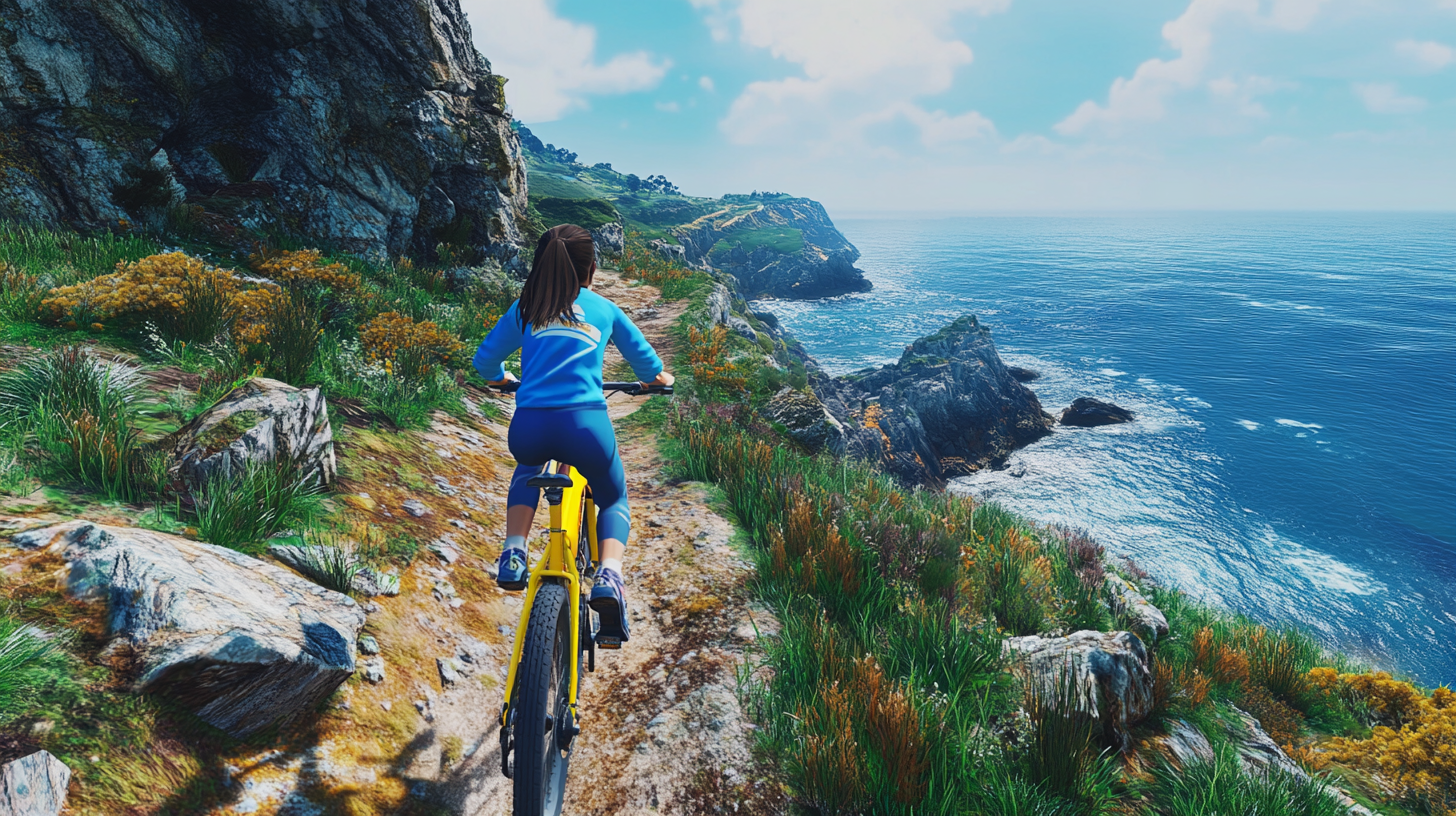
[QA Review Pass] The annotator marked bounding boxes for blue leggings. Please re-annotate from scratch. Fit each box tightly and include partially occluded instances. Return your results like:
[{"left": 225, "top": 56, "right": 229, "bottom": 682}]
[{"left": 507, "top": 407, "right": 630, "bottom": 544}]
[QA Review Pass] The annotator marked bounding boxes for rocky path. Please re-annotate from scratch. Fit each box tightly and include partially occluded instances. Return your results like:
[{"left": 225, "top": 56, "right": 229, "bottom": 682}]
[{"left": 196, "top": 271, "right": 781, "bottom": 815}]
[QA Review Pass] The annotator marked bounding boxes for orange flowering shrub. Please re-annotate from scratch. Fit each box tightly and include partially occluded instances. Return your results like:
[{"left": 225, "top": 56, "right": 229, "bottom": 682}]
[
  {"left": 1317, "top": 671, "right": 1455, "bottom": 814},
  {"left": 249, "top": 248, "right": 359, "bottom": 293},
  {"left": 359, "top": 312, "right": 464, "bottom": 377},
  {"left": 686, "top": 324, "right": 747, "bottom": 393},
  {"left": 619, "top": 231, "right": 693, "bottom": 289},
  {"left": 39, "top": 252, "right": 255, "bottom": 343}
]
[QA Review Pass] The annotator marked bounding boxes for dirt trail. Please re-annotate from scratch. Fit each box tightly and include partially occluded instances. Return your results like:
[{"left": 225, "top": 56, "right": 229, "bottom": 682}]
[{"left": 187, "top": 270, "right": 782, "bottom": 815}]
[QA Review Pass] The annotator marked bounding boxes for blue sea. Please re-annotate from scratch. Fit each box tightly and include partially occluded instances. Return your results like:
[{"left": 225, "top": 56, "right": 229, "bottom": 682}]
[{"left": 754, "top": 213, "right": 1456, "bottom": 685}]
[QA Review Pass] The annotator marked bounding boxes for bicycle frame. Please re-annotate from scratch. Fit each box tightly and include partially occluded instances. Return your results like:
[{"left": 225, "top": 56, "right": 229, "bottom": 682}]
[{"left": 499, "top": 461, "right": 599, "bottom": 749}]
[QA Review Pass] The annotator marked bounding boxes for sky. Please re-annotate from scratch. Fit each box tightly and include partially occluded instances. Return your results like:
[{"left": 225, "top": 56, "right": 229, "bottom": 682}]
[{"left": 459, "top": 0, "right": 1456, "bottom": 213}]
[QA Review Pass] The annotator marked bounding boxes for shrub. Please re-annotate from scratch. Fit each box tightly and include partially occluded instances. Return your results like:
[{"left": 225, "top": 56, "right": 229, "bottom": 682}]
[
  {"left": 685, "top": 324, "right": 748, "bottom": 395},
  {"left": 193, "top": 457, "right": 321, "bottom": 553},
  {"left": 619, "top": 230, "right": 700, "bottom": 300},
  {"left": 240, "top": 290, "right": 322, "bottom": 385},
  {"left": 41, "top": 252, "right": 244, "bottom": 342},
  {"left": 1319, "top": 672, "right": 1455, "bottom": 814},
  {"left": 1247, "top": 626, "right": 1316, "bottom": 707},
  {"left": 0, "top": 262, "right": 47, "bottom": 322},
  {"left": 359, "top": 311, "right": 464, "bottom": 374},
  {"left": 0, "top": 346, "right": 147, "bottom": 500},
  {"left": 248, "top": 248, "right": 359, "bottom": 296}
]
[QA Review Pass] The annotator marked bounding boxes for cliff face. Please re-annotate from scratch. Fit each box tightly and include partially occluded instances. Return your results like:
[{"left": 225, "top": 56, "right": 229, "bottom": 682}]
[
  {"left": 0, "top": 0, "right": 528, "bottom": 262},
  {"left": 816, "top": 315, "right": 1055, "bottom": 486},
  {"left": 673, "top": 199, "right": 872, "bottom": 299}
]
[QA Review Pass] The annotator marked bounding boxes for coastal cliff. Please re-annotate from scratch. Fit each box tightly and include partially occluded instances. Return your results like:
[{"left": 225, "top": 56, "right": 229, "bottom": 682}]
[
  {"left": 517, "top": 125, "right": 870, "bottom": 298},
  {"left": 0, "top": 0, "right": 528, "bottom": 263},
  {"left": 673, "top": 197, "right": 871, "bottom": 299}
]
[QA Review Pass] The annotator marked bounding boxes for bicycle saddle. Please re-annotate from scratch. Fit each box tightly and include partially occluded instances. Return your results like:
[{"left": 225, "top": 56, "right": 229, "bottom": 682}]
[{"left": 527, "top": 470, "right": 574, "bottom": 489}]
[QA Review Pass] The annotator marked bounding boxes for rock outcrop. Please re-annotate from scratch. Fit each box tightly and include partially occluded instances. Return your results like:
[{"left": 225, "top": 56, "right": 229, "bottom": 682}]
[
  {"left": 0, "top": 0, "right": 527, "bottom": 263},
  {"left": 166, "top": 377, "right": 335, "bottom": 492},
  {"left": 816, "top": 315, "right": 1056, "bottom": 486},
  {"left": 591, "top": 220, "right": 625, "bottom": 263},
  {"left": 1060, "top": 397, "right": 1134, "bottom": 427},
  {"left": 13, "top": 521, "right": 365, "bottom": 738},
  {"left": 761, "top": 388, "right": 846, "bottom": 455},
  {"left": 1005, "top": 630, "right": 1154, "bottom": 751},
  {"left": 1106, "top": 575, "right": 1170, "bottom": 643},
  {"left": 673, "top": 199, "right": 871, "bottom": 299},
  {"left": 0, "top": 751, "right": 70, "bottom": 816}
]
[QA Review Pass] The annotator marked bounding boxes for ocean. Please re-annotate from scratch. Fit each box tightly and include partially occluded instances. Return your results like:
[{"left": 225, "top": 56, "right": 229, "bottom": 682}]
[{"left": 753, "top": 213, "right": 1456, "bottom": 684}]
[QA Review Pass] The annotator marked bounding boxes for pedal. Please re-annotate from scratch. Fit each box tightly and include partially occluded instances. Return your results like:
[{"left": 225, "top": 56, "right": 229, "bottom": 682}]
[{"left": 596, "top": 636, "right": 622, "bottom": 650}]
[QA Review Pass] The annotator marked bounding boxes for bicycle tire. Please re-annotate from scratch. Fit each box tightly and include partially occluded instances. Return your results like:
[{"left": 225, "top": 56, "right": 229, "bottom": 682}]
[{"left": 513, "top": 581, "right": 574, "bottom": 816}]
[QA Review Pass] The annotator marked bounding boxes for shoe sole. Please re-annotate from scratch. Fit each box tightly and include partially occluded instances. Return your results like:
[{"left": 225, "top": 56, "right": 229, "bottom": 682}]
[
  {"left": 589, "top": 595, "right": 629, "bottom": 643},
  {"left": 497, "top": 578, "right": 527, "bottom": 591}
]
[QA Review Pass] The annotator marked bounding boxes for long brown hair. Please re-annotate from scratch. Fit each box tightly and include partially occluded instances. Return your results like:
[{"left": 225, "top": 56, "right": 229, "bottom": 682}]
[{"left": 517, "top": 224, "right": 595, "bottom": 330}]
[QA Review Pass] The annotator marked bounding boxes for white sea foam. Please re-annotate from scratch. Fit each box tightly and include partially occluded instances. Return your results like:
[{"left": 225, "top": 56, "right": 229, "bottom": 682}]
[
  {"left": 1275, "top": 534, "right": 1386, "bottom": 596},
  {"left": 1276, "top": 419, "right": 1323, "bottom": 430},
  {"left": 1247, "top": 300, "right": 1325, "bottom": 311},
  {"left": 1236, "top": 419, "right": 1261, "bottom": 430}
]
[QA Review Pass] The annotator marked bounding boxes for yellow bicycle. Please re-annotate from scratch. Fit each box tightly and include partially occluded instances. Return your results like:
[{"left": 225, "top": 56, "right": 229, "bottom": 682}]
[{"left": 494, "top": 381, "right": 671, "bottom": 816}]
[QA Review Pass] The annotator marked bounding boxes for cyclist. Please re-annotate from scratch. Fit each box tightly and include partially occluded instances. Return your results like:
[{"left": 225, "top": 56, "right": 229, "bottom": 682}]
[{"left": 472, "top": 223, "right": 673, "bottom": 645}]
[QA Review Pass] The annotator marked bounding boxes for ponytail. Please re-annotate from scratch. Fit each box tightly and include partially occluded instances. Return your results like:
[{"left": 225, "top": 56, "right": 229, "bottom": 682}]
[{"left": 517, "top": 224, "right": 596, "bottom": 331}]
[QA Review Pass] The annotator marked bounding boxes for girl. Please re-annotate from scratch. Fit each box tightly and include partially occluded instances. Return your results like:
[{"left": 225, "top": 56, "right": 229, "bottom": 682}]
[{"left": 472, "top": 223, "right": 673, "bottom": 644}]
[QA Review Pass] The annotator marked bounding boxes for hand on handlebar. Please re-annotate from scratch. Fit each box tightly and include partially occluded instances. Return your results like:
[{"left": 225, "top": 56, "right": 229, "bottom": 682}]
[{"left": 642, "top": 370, "right": 674, "bottom": 391}]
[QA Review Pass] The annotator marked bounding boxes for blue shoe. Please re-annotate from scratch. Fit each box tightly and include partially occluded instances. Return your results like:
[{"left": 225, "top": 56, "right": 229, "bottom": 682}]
[
  {"left": 589, "top": 568, "right": 630, "bottom": 644},
  {"left": 496, "top": 547, "right": 528, "bottom": 591}
]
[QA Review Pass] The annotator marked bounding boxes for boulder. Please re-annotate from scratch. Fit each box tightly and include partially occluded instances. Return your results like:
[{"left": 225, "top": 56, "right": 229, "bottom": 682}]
[
  {"left": 750, "top": 310, "right": 780, "bottom": 333},
  {"left": 444, "top": 258, "right": 516, "bottom": 295},
  {"left": 707, "top": 283, "right": 732, "bottom": 327},
  {"left": 726, "top": 316, "right": 759, "bottom": 343},
  {"left": 1227, "top": 706, "right": 1306, "bottom": 778},
  {"left": 1105, "top": 575, "right": 1169, "bottom": 643},
  {"left": 1007, "top": 366, "right": 1041, "bottom": 382},
  {"left": 1147, "top": 719, "right": 1215, "bottom": 769},
  {"left": 0, "top": 0, "right": 527, "bottom": 262},
  {"left": 18, "top": 521, "right": 365, "bottom": 738},
  {"left": 1060, "top": 397, "right": 1135, "bottom": 427},
  {"left": 0, "top": 751, "right": 70, "bottom": 816},
  {"left": 167, "top": 378, "right": 335, "bottom": 492},
  {"left": 817, "top": 315, "right": 1056, "bottom": 486},
  {"left": 1005, "top": 630, "right": 1154, "bottom": 751},
  {"left": 762, "top": 388, "right": 846, "bottom": 455}
]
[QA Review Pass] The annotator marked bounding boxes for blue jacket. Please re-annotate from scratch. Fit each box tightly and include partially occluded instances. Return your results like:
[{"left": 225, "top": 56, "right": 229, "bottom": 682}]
[{"left": 472, "top": 289, "right": 663, "bottom": 409}]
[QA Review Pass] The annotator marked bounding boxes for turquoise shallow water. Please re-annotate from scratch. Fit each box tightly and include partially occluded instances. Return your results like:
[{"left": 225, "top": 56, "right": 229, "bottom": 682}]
[{"left": 754, "top": 213, "right": 1456, "bottom": 684}]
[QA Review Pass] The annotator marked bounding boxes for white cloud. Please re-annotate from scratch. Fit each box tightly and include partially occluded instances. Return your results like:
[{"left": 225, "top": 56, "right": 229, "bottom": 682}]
[
  {"left": 1353, "top": 82, "right": 1428, "bottom": 114},
  {"left": 696, "top": 0, "right": 1005, "bottom": 147},
  {"left": 1056, "top": 0, "right": 1327, "bottom": 136},
  {"left": 1395, "top": 39, "right": 1455, "bottom": 71},
  {"left": 699, "top": 76, "right": 716, "bottom": 92},
  {"left": 656, "top": 100, "right": 682, "bottom": 112},
  {"left": 1207, "top": 74, "right": 1295, "bottom": 118},
  {"left": 462, "top": 0, "right": 670, "bottom": 122}
]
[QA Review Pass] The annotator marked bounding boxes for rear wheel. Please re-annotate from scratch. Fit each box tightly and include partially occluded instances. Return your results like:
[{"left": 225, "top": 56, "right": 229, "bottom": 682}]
[{"left": 512, "top": 582, "right": 574, "bottom": 816}]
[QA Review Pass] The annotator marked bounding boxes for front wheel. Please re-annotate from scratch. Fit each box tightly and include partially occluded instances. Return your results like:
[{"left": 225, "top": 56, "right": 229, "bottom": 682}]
[{"left": 513, "top": 582, "right": 574, "bottom": 816}]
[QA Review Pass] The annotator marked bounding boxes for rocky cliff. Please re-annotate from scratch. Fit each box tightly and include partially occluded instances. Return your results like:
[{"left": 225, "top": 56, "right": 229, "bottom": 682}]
[
  {"left": 672, "top": 199, "right": 872, "bottom": 299},
  {"left": 0, "top": 0, "right": 528, "bottom": 263},
  {"left": 815, "top": 315, "right": 1056, "bottom": 486}
]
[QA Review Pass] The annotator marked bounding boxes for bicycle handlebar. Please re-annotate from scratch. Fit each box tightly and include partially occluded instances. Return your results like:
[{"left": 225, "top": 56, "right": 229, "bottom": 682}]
[{"left": 488, "top": 380, "right": 673, "bottom": 396}]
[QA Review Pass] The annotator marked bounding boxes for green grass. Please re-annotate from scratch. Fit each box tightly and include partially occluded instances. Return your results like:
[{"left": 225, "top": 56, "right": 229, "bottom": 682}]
[
  {"left": 1142, "top": 744, "right": 1347, "bottom": 816},
  {"left": 708, "top": 226, "right": 805, "bottom": 260},
  {"left": 0, "top": 614, "right": 76, "bottom": 727},
  {"left": 193, "top": 458, "right": 323, "bottom": 554},
  {"left": 525, "top": 171, "right": 604, "bottom": 200},
  {"left": 531, "top": 196, "right": 619, "bottom": 230}
]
